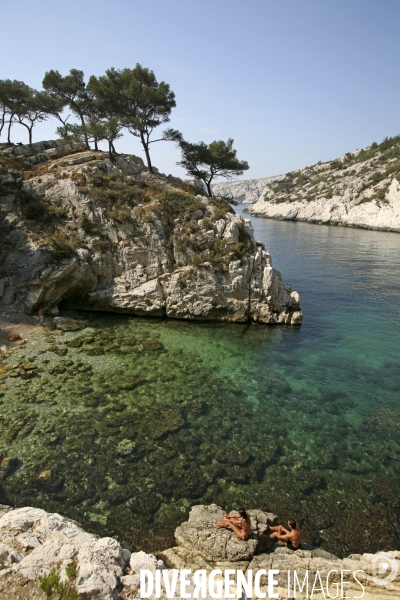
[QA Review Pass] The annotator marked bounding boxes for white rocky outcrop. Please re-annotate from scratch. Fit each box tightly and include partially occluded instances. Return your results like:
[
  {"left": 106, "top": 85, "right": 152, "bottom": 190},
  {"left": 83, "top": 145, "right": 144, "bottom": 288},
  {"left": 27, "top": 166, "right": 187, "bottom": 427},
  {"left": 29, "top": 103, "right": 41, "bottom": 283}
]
[
  {"left": 0, "top": 141, "right": 302, "bottom": 325},
  {"left": 0, "top": 505, "right": 129, "bottom": 598},
  {"left": 0, "top": 505, "right": 398, "bottom": 599}
]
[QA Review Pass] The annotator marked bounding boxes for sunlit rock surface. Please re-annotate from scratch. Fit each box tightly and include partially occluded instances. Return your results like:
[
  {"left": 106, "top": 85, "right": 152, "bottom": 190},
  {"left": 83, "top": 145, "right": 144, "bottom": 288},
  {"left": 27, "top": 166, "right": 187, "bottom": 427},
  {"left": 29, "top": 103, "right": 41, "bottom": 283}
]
[
  {"left": 0, "top": 505, "right": 398, "bottom": 599},
  {"left": 0, "top": 140, "right": 301, "bottom": 325}
]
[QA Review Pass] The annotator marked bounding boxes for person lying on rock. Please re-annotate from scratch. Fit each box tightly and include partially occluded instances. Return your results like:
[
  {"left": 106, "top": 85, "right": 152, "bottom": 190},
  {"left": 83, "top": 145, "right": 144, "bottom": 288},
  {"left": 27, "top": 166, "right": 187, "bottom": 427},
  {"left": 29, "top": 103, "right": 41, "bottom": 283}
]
[
  {"left": 215, "top": 508, "right": 251, "bottom": 541},
  {"left": 261, "top": 519, "right": 301, "bottom": 550}
]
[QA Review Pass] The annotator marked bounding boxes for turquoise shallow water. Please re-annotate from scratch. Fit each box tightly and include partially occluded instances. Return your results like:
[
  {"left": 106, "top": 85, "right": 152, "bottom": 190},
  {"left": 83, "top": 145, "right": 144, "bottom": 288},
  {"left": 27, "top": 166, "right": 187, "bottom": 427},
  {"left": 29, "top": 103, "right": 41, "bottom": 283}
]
[{"left": 0, "top": 212, "right": 399, "bottom": 557}]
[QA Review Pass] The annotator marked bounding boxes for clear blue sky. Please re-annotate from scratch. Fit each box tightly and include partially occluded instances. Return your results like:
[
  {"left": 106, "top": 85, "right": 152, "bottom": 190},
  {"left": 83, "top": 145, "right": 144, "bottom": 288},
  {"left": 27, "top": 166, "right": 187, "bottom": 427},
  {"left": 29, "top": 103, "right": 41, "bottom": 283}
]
[{"left": 2, "top": 0, "right": 399, "bottom": 180}]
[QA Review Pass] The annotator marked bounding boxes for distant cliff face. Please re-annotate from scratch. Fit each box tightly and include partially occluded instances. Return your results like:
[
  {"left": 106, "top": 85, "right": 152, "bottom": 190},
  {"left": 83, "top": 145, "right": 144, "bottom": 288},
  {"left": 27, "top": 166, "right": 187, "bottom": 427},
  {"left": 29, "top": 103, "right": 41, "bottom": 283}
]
[
  {"left": 0, "top": 140, "right": 301, "bottom": 325},
  {"left": 213, "top": 175, "right": 283, "bottom": 204},
  {"left": 213, "top": 136, "right": 400, "bottom": 232}
]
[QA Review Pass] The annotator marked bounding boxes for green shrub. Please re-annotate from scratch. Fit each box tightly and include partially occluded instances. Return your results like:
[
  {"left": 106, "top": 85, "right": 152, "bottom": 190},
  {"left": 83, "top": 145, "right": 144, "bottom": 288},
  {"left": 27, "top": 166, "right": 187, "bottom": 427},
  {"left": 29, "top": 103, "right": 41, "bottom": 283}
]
[
  {"left": 143, "top": 213, "right": 155, "bottom": 224},
  {"left": 66, "top": 558, "right": 79, "bottom": 580},
  {"left": 39, "top": 569, "right": 60, "bottom": 597},
  {"left": 18, "top": 189, "right": 68, "bottom": 224},
  {"left": 210, "top": 199, "right": 233, "bottom": 221},
  {"left": 160, "top": 191, "right": 205, "bottom": 223},
  {"left": 375, "top": 187, "right": 388, "bottom": 200},
  {"left": 177, "top": 275, "right": 187, "bottom": 289},
  {"left": 295, "top": 173, "right": 310, "bottom": 185},
  {"left": 87, "top": 173, "right": 148, "bottom": 207},
  {"left": 48, "top": 240, "right": 76, "bottom": 262},
  {"left": 184, "top": 220, "right": 199, "bottom": 234},
  {"left": 370, "top": 171, "right": 388, "bottom": 186},
  {"left": 179, "top": 181, "right": 201, "bottom": 196},
  {"left": 202, "top": 216, "right": 212, "bottom": 229},
  {"left": 39, "top": 566, "right": 83, "bottom": 599},
  {"left": 192, "top": 254, "right": 204, "bottom": 267},
  {"left": 107, "top": 207, "right": 134, "bottom": 223},
  {"left": 272, "top": 173, "right": 295, "bottom": 194},
  {"left": 80, "top": 214, "right": 99, "bottom": 234}
]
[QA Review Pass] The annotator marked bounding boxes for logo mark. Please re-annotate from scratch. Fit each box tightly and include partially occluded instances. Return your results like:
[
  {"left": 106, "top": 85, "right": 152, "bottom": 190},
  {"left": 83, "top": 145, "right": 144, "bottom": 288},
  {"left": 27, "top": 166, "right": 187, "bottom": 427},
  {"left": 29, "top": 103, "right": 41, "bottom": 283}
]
[{"left": 372, "top": 552, "right": 398, "bottom": 586}]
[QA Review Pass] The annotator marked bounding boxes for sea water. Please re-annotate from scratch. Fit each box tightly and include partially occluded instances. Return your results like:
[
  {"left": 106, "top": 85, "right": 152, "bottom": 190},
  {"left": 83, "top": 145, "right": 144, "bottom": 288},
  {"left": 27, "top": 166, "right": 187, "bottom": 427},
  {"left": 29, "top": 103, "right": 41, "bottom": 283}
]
[{"left": 0, "top": 212, "right": 399, "bottom": 557}]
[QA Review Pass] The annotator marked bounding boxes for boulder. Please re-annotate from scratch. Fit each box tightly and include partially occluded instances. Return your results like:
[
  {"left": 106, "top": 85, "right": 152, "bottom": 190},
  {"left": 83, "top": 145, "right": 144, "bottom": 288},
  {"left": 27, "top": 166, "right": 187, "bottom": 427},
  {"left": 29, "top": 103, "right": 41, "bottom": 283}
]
[
  {"left": 53, "top": 317, "right": 83, "bottom": 331},
  {"left": 129, "top": 550, "right": 164, "bottom": 574},
  {"left": 165, "top": 504, "right": 277, "bottom": 567}
]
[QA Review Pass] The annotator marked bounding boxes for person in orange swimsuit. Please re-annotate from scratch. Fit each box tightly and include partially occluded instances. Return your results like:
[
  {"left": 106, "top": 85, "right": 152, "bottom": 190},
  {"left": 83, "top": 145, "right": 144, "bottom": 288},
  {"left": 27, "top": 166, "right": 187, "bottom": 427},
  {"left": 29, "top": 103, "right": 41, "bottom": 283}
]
[{"left": 215, "top": 508, "right": 251, "bottom": 541}]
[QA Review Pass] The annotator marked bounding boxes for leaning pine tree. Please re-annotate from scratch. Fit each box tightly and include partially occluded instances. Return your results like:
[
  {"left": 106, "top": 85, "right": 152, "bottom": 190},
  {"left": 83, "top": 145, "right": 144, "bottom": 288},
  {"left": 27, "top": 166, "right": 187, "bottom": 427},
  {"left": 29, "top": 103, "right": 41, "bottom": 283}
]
[{"left": 177, "top": 138, "right": 249, "bottom": 196}]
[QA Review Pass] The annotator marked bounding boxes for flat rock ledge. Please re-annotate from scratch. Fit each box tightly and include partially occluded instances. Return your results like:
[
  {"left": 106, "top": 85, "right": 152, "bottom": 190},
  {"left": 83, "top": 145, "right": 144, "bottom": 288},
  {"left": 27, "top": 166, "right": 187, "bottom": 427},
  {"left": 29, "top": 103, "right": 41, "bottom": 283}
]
[{"left": 0, "top": 504, "right": 399, "bottom": 599}]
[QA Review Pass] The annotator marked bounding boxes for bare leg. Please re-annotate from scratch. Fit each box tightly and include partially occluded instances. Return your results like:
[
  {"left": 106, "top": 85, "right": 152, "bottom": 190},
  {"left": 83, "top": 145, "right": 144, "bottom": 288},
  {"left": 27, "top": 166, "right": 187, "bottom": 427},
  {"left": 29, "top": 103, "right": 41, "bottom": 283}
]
[
  {"left": 270, "top": 525, "right": 285, "bottom": 540},
  {"left": 216, "top": 520, "right": 247, "bottom": 540},
  {"left": 215, "top": 520, "right": 231, "bottom": 528},
  {"left": 226, "top": 522, "right": 248, "bottom": 540}
]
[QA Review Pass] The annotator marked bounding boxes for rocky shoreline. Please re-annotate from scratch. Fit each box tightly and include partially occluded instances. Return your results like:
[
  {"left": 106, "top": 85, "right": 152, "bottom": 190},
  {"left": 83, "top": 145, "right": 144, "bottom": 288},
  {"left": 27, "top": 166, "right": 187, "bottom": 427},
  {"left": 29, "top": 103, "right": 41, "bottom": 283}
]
[
  {"left": 0, "top": 504, "right": 398, "bottom": 599},
  {"left": 214, "top": 136, "right": 400, "bottom": 233},
  {"left": 245, "top": 183, "right": 400, "bottom": 232}
]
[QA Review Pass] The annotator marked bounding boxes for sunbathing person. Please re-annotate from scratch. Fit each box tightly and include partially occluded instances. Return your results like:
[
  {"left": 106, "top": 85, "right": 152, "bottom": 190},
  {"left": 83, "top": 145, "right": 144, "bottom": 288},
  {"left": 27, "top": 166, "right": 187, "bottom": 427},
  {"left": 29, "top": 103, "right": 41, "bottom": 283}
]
[
  {"left": 267, "top": 519, "right": 302, "bottom": 550},
  {"left": 215, "top": 508, "right": 251, "bottom": 541}
]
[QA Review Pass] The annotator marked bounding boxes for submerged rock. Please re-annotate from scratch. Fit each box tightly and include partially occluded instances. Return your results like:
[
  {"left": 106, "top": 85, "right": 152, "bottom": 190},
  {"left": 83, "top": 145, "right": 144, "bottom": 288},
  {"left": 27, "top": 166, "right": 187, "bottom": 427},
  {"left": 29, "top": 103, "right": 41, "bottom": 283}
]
[{"left": 53, "top": 317, "right": 83, "bottom": 331}]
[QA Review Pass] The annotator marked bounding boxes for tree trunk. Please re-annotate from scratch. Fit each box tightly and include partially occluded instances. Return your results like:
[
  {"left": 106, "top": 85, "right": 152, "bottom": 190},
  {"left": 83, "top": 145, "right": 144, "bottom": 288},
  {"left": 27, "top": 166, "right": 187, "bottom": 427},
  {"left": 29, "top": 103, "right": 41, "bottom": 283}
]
[
  {"left": 94, "top": 138, "right": 98, "bottom": 151},
  {"left": 7, "top": 115, "right": 14, "bottom": 144},
  {"left": 79, "top": 113, "right": 89, "bottom": 149},
  {"left": 0, "top": 110, "right": 6, "bottom": 137},
  {"left": 17, "top": 120, "right": 31, "bottom": 144},
  {"left": 108, "top": 140, "right": 114, "bottom": 162},
  {"left": 206, "top": 176, "right": 214, "bottom": 197},
  {"left": 140, "top": 132, "right": 153, "bottom": 173}
]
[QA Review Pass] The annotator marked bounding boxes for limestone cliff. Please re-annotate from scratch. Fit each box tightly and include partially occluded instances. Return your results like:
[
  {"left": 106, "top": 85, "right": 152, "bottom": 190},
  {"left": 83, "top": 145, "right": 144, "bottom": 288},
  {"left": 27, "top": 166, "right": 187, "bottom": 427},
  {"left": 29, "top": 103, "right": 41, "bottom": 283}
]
[
  {"left": 214, "top": 135, "right": 400, "bottom": 232},
  {"left": 0, "top": 140, "right": 301, "bottom": 325},
  {"left": 213, "top": 175, "right": 282, "bottom": 204}
]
